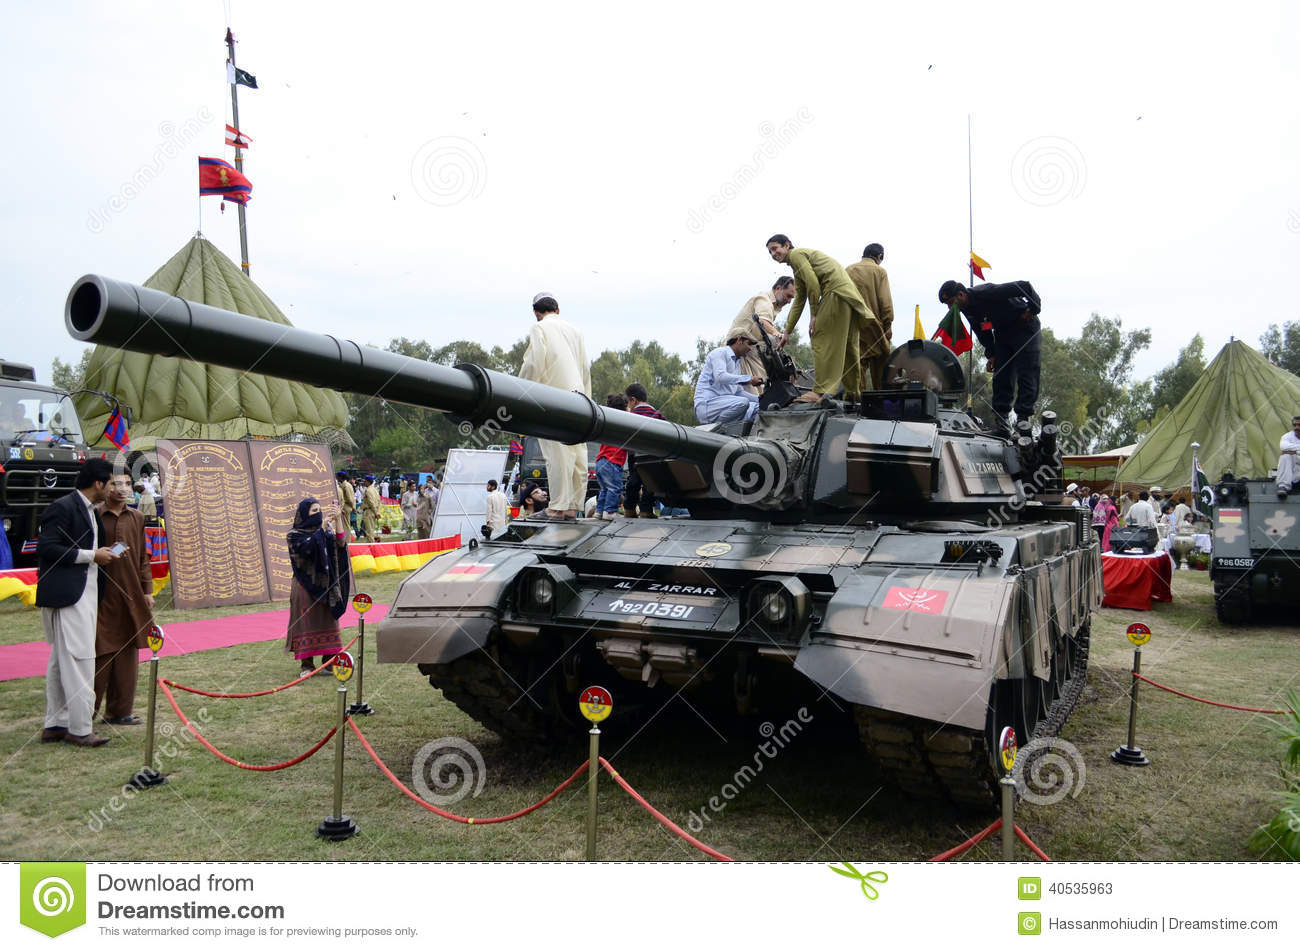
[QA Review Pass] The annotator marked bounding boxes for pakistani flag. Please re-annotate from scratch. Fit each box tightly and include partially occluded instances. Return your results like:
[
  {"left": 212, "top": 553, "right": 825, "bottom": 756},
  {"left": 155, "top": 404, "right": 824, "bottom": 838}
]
[
  {"left": 1194, "top": 465, "right": 1213, "bottom": 511},
  {"left": 226, "top": 61, "right": 258, "bottom": 89},
  {"left": 933, "top": 301, "right": 972, "bottom": 355}
]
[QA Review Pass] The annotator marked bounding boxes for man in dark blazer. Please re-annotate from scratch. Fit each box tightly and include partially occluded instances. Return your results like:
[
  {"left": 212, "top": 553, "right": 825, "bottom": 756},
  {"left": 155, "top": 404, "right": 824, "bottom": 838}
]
[{"left": 37, "top": 457, "right": 120, "bottom": 747}]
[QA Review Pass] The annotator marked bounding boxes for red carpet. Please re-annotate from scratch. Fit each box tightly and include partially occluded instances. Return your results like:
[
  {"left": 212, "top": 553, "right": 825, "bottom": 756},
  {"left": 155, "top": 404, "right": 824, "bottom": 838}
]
[{"left": 0, "top": 602, "right": 389, "bottom": 682}]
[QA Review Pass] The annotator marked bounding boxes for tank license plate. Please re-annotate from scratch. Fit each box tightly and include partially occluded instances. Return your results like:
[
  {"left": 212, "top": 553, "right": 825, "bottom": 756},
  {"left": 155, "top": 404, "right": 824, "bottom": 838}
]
[
  {"left": 589, "top": 596, "right": 723, "bottom": 623},
  {"left": 1213, "top": 557, "right": 1254, "bottom": 569}
]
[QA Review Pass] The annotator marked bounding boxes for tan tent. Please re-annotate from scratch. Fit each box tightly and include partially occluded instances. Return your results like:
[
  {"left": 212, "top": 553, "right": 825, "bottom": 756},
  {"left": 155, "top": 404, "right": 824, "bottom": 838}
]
[
  {"left": 76, "top": 236, "right": 351, "bottom": 451},
  {"left": 1117, "top": 339, "right": 1300, "bottom": 487}
]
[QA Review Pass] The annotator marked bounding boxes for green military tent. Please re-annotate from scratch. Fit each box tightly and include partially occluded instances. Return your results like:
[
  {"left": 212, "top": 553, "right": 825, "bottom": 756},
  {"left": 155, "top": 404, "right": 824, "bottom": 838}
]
[
  {"left": 76, "top": 236, "right": 351, "bottom": 451},
  {"left": 1116, "top": 339, "right": 1300, "bottom": 488}
]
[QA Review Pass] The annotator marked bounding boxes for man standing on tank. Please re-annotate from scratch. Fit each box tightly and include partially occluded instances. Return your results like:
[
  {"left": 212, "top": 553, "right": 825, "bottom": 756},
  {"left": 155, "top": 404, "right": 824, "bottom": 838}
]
[
  {"left": 845, "top": 243, "right": 894, "bottom": 390},
  {"left": 766, "top": 235, "right": 877, "bottom": 403},
  {"left": 518, "top": 293, "right": 591, "bottom": 520},
  {"left": 938, "top": 278, "right": 1042, "bottom": 431}
]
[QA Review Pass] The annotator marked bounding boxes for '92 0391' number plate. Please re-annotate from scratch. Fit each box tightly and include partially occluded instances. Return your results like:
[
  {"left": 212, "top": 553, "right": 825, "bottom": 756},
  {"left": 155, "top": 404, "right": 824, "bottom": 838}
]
[{"left": 589, "top": 597, "right": 722, "bottom": 623}]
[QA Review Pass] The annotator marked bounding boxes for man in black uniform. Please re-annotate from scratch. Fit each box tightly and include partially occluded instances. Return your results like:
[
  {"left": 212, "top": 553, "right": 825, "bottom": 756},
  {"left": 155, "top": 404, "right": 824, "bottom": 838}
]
[{"left": 938, "top": 279, "right": 1042, "bottom": 431}]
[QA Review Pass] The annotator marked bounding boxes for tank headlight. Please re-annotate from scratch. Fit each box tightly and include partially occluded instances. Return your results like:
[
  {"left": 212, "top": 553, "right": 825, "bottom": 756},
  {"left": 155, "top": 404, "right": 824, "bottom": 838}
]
[
  {"left": 745, "top": 576, "right": 810, "bottom": 638},
  {"left": 515, "top": 565, "right": 576, "bottom": 618},
  {"left": 531, "top": 575, "right": 555, "bottom": 607},
  {"left": 1219, "top": 486, "right": 1230, "bottom": 498},
  {"left": 760, "top": 590, "right": 790, "bottom": 624}
]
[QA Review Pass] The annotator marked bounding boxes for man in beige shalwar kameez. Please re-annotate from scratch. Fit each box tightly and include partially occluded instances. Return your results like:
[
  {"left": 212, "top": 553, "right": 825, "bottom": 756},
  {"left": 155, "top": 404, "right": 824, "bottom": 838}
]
[
  {"left": 518, "top": 293, "right": 592, "bottom": 520},
  {"left": 844, "top": 243, "right": 895, "bottom": 390},
  {"left": 725, "top": 276, "right": 795, "bottom": 396}
]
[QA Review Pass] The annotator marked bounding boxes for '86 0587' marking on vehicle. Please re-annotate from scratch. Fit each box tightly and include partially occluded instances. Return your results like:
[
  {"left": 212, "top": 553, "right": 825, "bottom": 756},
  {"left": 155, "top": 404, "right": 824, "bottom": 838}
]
[{"left": 1214, "top": 557, "right": 1255, "bottom": 568}]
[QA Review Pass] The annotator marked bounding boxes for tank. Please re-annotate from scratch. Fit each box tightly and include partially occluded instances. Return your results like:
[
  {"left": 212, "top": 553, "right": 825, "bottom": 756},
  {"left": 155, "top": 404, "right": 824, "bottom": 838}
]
[
  {"left": 1208, "top": 473, "right": 1300, "bottom": 623},
  {"left": 66, "top": 274, "right": 1102, "bottom": 809}
]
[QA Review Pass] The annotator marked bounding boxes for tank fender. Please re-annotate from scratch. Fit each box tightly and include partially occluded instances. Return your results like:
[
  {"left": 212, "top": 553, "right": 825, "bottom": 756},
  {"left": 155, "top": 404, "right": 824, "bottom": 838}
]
[
  {"left": 376, "top": 547, "right": 538, "bottom": 664},
  {"left": 795, "top": 564, "right": 1015, "bottom": 731}
]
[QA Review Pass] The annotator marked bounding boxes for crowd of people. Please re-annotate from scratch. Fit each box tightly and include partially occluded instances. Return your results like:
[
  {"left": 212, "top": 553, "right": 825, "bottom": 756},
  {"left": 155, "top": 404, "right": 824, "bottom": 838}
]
[
  {"left": 332, "top": 471, "right": 444, "bottom": 541},
  {"left": 1064, "top": 481, "right": 1200, "bottom": 551}
]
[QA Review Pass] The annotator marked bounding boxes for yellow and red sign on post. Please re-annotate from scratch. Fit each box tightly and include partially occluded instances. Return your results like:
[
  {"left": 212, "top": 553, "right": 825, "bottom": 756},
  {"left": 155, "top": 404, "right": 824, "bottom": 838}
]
[
  {"left": 999, "top": 726, "right": 1018, "bottom": 773},
  {"left": 1127, "top": 622, "right": 1151, "bottom": 647},
  {"left": 352, "top": 593, "right": 373, "bottom": 614},
  {"left": 146, "top": 625, "right": 165, "bottom": 655},
  {"left": 579, "top": 686, "right": 613, "bottom": 723},
  {"left": 332, "top": 651, "right": 355, "bottom": 683}
]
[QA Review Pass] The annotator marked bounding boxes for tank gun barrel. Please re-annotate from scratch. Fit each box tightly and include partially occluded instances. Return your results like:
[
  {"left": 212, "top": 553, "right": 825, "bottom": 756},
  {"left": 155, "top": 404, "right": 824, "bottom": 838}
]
[{"left": 65, "top": 275, "right": 786, "bottom": 479}]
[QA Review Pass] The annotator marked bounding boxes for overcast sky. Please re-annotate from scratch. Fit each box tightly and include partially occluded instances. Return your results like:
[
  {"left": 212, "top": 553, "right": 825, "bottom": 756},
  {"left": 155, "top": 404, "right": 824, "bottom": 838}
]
[{"left": 5, "top": 1, "right": 1298, "bottom": 391}]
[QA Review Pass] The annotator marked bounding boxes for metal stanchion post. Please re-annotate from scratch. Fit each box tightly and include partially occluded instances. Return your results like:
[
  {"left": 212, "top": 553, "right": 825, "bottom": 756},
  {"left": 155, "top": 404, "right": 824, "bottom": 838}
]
[
  {"left": 1000, "top": 775, "right": 1016, "bottom": 861},
  {"left": 1111, "top": 645, "right": 1151, "bottom": 766},
  {"left": 586, "top": 724, "right": 600, "bottom": 861},
  {"left": 317, "top": 652, "right": 359, "bottom": 841},
  {"left": 347, "top": 615, "right": 375, "bottom": 716},
  {"left": 128, "top": 626, "right": 167, "bottom": 790}
]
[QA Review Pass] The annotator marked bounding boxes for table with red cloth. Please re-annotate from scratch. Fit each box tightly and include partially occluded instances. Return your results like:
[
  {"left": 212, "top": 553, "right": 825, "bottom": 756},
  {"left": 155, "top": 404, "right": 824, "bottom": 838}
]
[{"left": 1101, "top": 550, "right": 1174, "bottom": 610}]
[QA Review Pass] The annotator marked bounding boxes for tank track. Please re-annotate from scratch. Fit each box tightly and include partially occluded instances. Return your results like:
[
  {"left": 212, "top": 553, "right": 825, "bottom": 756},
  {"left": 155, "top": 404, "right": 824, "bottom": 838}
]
[
  {"left": 419, "top": 649, "right": 564, "bottom": 743},
  {"left": 854, "top": 621, "right": 1090, "bottom": 811},
  {"left": 1213, "top": 576, "right": 1252, "bottom": 624}
]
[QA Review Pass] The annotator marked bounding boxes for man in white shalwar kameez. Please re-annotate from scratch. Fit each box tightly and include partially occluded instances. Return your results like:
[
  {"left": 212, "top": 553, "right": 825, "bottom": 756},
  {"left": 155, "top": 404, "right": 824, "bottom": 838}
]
[
  {"left": 36, "top": 458, "right": 120, "bottom": 746},
  {"left": 1276, "top": 416, "right": 1300, "bottom": 497},
  {"left": 485, "top": 479, "right": 509, "bottom": 535},
  {"left": 518, "top": 293, "right": 592, "bottom": 519}
]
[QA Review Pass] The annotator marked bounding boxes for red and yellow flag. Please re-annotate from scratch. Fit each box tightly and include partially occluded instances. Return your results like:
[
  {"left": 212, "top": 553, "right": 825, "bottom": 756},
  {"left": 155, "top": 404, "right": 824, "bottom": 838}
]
[{"left": 970, "top": 252, "right": 990, "bottom": 280}]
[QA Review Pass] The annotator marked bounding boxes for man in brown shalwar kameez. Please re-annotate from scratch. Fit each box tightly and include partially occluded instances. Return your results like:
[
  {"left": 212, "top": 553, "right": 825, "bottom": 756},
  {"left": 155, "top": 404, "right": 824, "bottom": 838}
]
[{"left": 94, "top": 473, "right": 154, "bottom": 725}]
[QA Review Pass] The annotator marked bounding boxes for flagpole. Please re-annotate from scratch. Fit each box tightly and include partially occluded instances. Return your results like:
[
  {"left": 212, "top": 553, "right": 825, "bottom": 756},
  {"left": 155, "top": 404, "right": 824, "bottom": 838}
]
[
  {"left": 225, "top": 28, "right": 251, "bottom": 276},
  {"left": 966, "top": 112, "right": 974, "bottom": 408}
]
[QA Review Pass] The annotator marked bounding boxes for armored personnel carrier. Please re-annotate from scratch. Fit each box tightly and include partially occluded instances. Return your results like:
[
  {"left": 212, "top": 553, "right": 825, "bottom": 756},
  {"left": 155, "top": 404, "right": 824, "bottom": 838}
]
[
  {"left": 66, "top": 275, "right": 1101, "bottom": 808},
  {"left": 1209, "top": 473, "right": 1300, "bottom": 623}
]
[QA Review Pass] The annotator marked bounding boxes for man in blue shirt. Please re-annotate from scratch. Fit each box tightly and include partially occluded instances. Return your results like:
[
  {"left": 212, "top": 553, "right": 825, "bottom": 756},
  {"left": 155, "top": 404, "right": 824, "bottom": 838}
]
[{"left": 695, "top": 335, "right": 763, "bottom": 424}]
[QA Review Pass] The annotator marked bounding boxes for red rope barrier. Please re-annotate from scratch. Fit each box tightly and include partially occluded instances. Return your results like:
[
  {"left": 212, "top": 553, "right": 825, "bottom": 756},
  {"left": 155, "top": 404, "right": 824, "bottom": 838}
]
[
  {"left": 597, "top": 757, "right": 733, "bottom": 862},
  {"left": 164, "top": 634, "right": 360, "bottom": 698},
  {"left": 929, "top": 819, "right": 1002, "bottom": 861},
  {"left": 929, "top": 820, "right": 1051, "bottom": 861},
  {"left": 1132, "top": 673, "right": 1292, "bottom": 715},
  {"left": 157, "top": 679, "right": 336, "bottom": 771},
  {"left": 1014, "top": 824, "right": 1053, "bottom": 861},
  {"left": 347, "top": 719, "right": 588, "bottom": 824}
]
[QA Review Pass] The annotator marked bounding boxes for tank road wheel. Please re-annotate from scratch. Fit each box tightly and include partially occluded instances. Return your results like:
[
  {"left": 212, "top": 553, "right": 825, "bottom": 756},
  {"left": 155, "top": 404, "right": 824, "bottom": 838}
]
[
  {"left": 1213, "top": 577, "right": 1252, "bottom": 625},
  {"left": 420, "top": 639, "right": 578, "bottom": 743}
]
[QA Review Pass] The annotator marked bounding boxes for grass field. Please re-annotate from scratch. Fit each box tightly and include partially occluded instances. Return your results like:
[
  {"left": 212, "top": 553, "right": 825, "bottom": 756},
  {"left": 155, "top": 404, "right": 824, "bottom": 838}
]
[{"left": 0, "top": 567, "right": 1295, "bottom": 863}]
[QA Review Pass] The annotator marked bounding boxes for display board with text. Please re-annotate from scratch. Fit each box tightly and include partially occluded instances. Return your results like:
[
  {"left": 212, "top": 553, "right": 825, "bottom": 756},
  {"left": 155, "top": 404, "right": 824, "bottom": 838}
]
[{"left": 157, "top": 439, "right": 335, "bottom": 609}]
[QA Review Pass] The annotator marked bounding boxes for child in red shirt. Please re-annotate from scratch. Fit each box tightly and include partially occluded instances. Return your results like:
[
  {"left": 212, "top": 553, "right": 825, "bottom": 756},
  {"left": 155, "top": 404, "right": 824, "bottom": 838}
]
[{"left": 595, "top": 394, "right": 628, "bottom": 519}]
